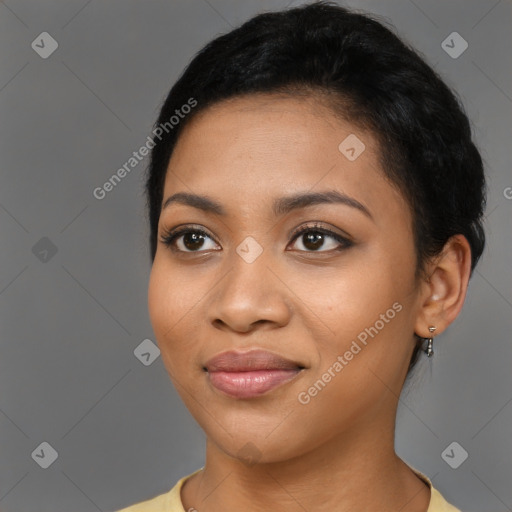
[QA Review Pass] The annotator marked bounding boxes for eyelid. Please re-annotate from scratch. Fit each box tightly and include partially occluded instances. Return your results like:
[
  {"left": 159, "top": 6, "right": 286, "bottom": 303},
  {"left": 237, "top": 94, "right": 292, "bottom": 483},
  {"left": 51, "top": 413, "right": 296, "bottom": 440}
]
[
  {"left": 288, "top": 221, "right": 353, "bottom": 243},
  {"left": 160, "top": 223, "right": 216, "bottom": 238}
]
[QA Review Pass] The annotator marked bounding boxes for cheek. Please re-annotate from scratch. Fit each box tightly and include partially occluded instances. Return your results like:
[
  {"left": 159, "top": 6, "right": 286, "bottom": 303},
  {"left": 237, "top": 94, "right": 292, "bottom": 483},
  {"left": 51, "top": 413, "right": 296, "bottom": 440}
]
[
  {"left": 296, "top": 260, "right": 399, "bottom": 326},
  {"left": 147, "top": 262, "right": 195, "bottom": 360},
  {"left": 296, "top": 250, "right": 415, "bottom": 375},
  {"left": 148, "top": 262, "right": 172, "bottom": 335}
]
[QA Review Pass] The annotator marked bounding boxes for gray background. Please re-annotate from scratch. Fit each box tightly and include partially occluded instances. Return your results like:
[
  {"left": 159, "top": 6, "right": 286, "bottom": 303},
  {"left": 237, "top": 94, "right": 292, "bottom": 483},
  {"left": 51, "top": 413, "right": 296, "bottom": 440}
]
[{"left": 0, "top": 0, "right": 511, "bottom": 511}]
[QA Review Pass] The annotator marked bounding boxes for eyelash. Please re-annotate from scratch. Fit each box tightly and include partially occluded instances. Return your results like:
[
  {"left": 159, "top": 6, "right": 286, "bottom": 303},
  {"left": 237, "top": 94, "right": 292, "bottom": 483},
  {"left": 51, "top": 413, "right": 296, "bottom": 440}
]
[
  {"left": 290, "top": 223, "right": 353, "bottom": 252},
  {"left": 159, "top": 222, "right": 353, "bottom": 254}
]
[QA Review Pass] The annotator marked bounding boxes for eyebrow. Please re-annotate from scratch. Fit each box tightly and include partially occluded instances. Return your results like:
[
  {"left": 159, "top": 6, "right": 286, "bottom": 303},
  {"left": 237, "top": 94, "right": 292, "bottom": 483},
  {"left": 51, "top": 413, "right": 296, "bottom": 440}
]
[{"left": 161, "top": 190, "right": 373, "bottom": 220}]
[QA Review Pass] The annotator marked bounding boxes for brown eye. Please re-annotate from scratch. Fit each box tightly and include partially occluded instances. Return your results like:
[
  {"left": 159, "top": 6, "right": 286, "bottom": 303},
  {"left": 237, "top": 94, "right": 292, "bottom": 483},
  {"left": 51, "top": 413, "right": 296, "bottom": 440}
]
[
  {"left": 160, "top": 227, "right": 220, "bottom": 253},
  {"left": 181, "top": 232, "right": 207, "bottom": 251},
  {"left": 289, "top": 225, "right": 353, "bottom": 253},
  {"left": 301, "top": 231, "right": 325, "bottom": 251}
]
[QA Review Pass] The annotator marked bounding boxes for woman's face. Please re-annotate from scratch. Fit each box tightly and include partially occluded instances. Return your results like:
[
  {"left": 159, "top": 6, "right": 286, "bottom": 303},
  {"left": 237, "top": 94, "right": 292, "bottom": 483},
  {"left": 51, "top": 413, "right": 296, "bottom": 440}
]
[{"left": 148, "top": 94, "right": 425, "bottom": 464}]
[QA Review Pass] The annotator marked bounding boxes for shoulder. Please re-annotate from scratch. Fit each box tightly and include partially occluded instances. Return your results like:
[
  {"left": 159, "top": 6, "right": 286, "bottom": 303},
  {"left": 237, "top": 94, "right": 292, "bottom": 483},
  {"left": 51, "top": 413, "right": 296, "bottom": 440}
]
[
  {"left": 429, "top": 486, "right": 464, "bottom": 512},
  {"left": 115, "top": 469, "right": 202, "bottom": 512},
  {"left": 407, "top": 463, "right": 463, "bottom": 512}
]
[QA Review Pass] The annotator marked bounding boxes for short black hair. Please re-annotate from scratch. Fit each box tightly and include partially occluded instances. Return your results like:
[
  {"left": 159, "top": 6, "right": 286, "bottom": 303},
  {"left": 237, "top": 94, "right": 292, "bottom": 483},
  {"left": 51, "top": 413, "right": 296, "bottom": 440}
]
[{"left": 144, "top": 1, "right": 486, "bottom": 372}]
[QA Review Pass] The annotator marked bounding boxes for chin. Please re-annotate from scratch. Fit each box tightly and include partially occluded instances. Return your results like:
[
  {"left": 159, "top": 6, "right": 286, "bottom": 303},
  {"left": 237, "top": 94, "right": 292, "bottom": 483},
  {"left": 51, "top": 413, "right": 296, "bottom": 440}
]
[{"left": 203, "top": 421, "right": 311, "bottom": 466}]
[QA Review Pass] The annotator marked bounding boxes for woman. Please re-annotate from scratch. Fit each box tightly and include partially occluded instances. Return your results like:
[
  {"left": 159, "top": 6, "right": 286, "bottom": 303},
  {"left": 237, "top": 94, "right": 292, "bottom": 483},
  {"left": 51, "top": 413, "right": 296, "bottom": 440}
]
[{"left": 118, "top": 2, "right": 486, "bottom": 511}]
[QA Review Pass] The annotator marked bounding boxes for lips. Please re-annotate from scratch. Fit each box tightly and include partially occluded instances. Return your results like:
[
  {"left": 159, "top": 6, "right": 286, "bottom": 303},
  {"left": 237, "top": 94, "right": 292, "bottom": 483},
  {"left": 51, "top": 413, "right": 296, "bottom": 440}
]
[
  {"left": 205, "top": 349, "right": 304, "bottom": 372},
  {"left": 204, "top": 349, "right": 304, "bottom": 398}
]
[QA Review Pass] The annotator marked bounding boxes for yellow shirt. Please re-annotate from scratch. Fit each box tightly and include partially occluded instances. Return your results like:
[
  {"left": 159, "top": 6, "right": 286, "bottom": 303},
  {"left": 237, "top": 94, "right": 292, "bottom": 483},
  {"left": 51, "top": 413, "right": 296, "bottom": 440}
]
[{"left": 116, "top": 464, "right": 461, "bottom": 512}]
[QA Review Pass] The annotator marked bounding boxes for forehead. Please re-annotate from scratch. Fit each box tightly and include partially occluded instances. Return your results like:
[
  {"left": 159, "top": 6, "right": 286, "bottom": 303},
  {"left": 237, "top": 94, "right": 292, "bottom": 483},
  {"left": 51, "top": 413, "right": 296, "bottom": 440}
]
[
  {"left": 175, "top": 93, "right": 368, "bottom": 158},
  {"left": 162, "top": 93, "right": 409, "bottom": 224}
]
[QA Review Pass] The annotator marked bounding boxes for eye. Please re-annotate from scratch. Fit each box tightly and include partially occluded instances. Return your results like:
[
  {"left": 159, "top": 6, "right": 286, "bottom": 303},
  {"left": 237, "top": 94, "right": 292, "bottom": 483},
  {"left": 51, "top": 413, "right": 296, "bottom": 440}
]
[
  {"left": 159, "top": 225, "right": 220, "bottom": 253},
  {"left": 159, "top": 222, "right": 353, "bottom": 254},
  {"left": 288, "top": 222, "right": 353, "bottom": 252}
]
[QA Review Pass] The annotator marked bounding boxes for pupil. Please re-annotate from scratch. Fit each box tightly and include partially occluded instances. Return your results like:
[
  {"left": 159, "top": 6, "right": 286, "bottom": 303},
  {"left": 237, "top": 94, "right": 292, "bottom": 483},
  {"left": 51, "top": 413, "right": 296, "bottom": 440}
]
[
  {"left": 304, "top": 232, "right": 323, "bottom": 250},
  {"left": 184, "top": 232, "right": 204, "bottom": 250}
]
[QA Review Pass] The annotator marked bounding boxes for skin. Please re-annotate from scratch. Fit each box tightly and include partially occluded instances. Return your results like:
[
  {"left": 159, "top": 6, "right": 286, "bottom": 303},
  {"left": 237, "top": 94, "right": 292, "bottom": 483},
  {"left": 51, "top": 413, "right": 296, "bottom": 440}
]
[{"left": 148, "top": 93, "right": 472, "bottom": 512}]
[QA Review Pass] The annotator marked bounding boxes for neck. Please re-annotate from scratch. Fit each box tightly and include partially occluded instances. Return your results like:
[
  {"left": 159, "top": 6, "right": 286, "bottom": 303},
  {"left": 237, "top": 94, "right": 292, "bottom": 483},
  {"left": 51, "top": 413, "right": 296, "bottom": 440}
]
[{"left": 181, "top": 412, "right": 431, "bottom": 512}]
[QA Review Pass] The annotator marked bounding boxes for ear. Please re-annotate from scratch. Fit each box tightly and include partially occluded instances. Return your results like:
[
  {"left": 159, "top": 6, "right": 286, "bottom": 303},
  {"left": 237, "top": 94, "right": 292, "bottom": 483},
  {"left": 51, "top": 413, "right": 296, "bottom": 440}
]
[{"left": 414, "top": 234, "right": 472, "bottom": 338}]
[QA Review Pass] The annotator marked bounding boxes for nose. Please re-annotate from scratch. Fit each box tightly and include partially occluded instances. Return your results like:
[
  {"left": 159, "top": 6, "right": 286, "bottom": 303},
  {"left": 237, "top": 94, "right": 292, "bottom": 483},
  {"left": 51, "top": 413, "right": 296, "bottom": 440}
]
[{"left": 208, "top": 252, "right": 292, "bottom": 333}]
